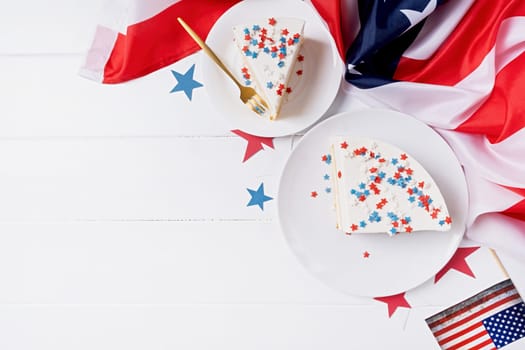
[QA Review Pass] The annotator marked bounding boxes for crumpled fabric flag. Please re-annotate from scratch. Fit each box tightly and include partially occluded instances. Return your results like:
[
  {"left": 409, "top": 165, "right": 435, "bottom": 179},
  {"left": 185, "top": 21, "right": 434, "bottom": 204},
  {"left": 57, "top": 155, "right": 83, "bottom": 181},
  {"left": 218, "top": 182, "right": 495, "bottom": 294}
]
[
  {"left": 316, "top": 0, "right": 525, "bottom": 259},
  {"left": 80, "top": 0, "right": 240, "bottom": 83}
]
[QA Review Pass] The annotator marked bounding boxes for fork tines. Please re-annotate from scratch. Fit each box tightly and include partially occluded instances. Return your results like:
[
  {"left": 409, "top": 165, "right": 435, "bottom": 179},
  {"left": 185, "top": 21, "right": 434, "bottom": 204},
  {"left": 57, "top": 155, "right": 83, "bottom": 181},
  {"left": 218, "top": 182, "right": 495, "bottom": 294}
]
[{"left": 247, "top": 95, "right": 267, "bottom": 116}]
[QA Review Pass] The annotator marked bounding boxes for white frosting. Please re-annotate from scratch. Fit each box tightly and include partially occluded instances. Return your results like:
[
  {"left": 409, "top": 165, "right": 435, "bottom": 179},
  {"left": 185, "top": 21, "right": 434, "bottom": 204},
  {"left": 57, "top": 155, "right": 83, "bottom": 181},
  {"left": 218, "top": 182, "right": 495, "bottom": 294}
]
[
  {"left": 233, "top": 17, "right": 304, "bottom": 119},
  {"left": 330, "top": 136, "right": 452, "bottom": 236}
]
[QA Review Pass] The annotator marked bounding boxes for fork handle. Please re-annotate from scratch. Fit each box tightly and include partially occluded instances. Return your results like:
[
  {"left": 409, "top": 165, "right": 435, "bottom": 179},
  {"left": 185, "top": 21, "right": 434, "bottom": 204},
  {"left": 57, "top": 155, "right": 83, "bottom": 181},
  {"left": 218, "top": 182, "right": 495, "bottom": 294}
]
[{"left": 177, "top": 17, "right": 242, "bottom": 88}]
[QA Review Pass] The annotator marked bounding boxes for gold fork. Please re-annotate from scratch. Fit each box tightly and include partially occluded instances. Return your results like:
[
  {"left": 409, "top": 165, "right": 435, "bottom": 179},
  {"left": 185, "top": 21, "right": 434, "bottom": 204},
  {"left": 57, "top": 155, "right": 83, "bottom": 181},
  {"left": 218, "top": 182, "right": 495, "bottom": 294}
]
[{"left": 177, "top": 17, "right": 269, "bottom": 117}]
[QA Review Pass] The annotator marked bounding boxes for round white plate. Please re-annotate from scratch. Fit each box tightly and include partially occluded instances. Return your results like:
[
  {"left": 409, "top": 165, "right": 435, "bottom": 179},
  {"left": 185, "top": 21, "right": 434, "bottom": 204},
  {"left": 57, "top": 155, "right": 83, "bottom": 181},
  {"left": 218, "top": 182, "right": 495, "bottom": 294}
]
[
  {"left": 202, "top": 0, "right": 343, "bottom": 137},
  {"left": 278, "top": 110, "right": 468, "bottom": 297}
]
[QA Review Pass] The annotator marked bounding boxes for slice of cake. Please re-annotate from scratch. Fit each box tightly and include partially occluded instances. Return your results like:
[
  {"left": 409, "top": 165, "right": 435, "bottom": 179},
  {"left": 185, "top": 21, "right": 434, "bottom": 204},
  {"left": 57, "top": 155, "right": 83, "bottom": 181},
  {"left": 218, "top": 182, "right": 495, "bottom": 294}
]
[
  {"left": 329, "top": 136, "right": 452, "bottom": 236},
  {"left": 233, "top": 17, "right": 305, "bottom": 120}
]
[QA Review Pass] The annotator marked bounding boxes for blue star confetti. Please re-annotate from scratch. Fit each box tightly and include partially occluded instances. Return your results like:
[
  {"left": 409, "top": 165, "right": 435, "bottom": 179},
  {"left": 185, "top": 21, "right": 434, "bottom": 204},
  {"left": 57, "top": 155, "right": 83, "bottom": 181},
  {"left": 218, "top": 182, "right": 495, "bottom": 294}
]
[
  {"left": 170, "top": 64, "right": 203, "bottom": 100},
  {"left": 247, "top": 183, "right": 273, "bottom": 210}
]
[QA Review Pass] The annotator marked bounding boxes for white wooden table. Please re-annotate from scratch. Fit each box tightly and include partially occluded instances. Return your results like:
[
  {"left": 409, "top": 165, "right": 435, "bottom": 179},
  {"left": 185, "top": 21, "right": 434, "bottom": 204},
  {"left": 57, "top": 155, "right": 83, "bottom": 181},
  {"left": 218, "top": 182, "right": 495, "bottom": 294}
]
[{"left": 1, "top": 1, "right": 524, "bottom": 349}]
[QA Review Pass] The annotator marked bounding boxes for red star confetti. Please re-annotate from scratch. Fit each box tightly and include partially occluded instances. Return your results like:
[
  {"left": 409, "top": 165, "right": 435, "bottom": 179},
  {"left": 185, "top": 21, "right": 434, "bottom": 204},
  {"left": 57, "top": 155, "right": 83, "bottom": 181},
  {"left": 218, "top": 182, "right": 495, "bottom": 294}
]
[
  {"left": 434, "top": 246, "right": 480, "bottom": 283},
  {"left": 363, "top": 251, "right": 370, "bottom": 258},
  {"left": 231, "top": 129, "right": 274, "bottom": 162},
  {"left": 311, "top": 191, "right": 318, "bottom": 198},
  {"left": 374, "top": 292, "right": 411, "bottom": 318}
]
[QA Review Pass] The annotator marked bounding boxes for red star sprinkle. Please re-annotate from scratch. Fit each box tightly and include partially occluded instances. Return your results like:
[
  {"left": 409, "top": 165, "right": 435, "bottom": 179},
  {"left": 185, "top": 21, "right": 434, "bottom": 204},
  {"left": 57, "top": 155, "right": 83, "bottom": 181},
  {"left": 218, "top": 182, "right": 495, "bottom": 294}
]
[
  {"left": 445, "top": 216, "right": 452, "bottom": 224},
  {"left": 258, "top": 42, "right": 265, "bottom": 48},
  {"left": 418, "top": 181, "right": 425, "bottom": 188},
  {"left": 363, "top": 251, "right": 370, "bottom": 258},
  {"left": 351, "top": 224, "right": 359, "bottom": 231},
  {"left": 244, "top": 34, "right": 251, "bottom": 40},
  {"left": 337, "top": 171, "right": 342, "bottom": 178},
  {"left": 281, "top": 28, "right": 289, "bottom": 35},
  {"left": 405, "top": 226, "right": 413, "bottom": 233},
  {"left": 369, "top": 167, "right": 377, "bottom": 173},
  {"left": 231, "top": 129, "right": 274, "bottom": 162},
  {"left": 297, "top": 54, "right": 304, "bottom": 62},
  {"left": 268, "top": 17, "right": 276, "bottom": 25},
  {"left": 261, "top": 28, "right": 267, "bottom": 35},
  {"left": 311, "top": 191, "right": 318, "bottom": 198},
  {"left": 434, "top": 246, "right": 480, "bottom": 283},
  {"left": 406, "top": 168, "right": 413, "bottom": 175},
  {"left": 296, "top": 69, "right": 303, "bottom": 75},
  {"left": 400, "top": 153, "right": 408, "bottom": 160},
  {"left": 321, "top": 155, "right": 328, "bottom": 162},
  {"left": 341, "top": 141, "right": 348, "bottom": 149},
  {"left": 285, "top": 87, "right": 292, "bottom": 94},
  {"left": 374, "top": 292, "right": 411, "bottom": 318}
]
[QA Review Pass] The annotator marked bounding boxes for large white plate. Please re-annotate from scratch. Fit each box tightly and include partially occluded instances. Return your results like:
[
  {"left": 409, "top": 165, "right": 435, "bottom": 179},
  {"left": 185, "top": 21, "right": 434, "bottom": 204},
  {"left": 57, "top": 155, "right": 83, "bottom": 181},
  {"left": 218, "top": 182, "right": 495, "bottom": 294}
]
[
  {"left": 202, "top": 0, "right": 343, "bottom": 137},
  {"left": 278, "top": 110, "right": 468, "bottom": 297}
]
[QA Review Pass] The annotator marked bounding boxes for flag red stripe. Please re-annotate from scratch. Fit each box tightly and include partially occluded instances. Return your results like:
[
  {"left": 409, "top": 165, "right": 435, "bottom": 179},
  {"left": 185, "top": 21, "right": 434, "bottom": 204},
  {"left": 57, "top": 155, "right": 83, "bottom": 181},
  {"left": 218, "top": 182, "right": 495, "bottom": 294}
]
[
  {"left": 310, "top": 0, "right": 345, "bottom": 59},
  {"left": 446, "top": 330, "right": 489, "bottom": 350},
  {"left": 394, "top": 0, "right": 525, "bottom": 86},
  {"left": 501, "top": 185, "right": 525, "bottom": 198},
  {"left": 428, "top": 284, "right": 516, "bottom": 329},
  {"left": 103, "top": 0, "right": 240, "bottom": 84},
  {"left": 469, "top": 337, "right": 496, "bottom": 350},
  {"left": 454, "top": 50, "right": 525, "bottom": 143},
  {"left": 501, "top": 199, "right": 525, "bottom": 221},
  {"left": 431, "top": 293, "right": 519, "bottom": 337},
  {"left": 437, "top": 321, "right": 483, "bottom": 346}
]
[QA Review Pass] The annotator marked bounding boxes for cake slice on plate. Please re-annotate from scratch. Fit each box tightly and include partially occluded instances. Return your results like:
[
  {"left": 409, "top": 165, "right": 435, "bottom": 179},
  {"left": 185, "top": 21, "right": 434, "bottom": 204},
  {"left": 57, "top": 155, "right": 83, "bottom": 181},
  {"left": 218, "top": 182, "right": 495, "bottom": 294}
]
[
  {"left": 233, "top": 17, "right": 304, "bottom": 120},
  {"left": 329, "top": 136, "right": 452, "bottom": 236}
]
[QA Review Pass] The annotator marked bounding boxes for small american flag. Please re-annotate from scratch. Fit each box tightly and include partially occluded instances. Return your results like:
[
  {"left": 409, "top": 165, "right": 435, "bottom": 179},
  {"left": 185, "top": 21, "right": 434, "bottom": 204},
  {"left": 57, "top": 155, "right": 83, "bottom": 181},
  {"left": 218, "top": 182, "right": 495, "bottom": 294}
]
[{"left": 426, "top": 279, "right": 525, "bottom": 350}]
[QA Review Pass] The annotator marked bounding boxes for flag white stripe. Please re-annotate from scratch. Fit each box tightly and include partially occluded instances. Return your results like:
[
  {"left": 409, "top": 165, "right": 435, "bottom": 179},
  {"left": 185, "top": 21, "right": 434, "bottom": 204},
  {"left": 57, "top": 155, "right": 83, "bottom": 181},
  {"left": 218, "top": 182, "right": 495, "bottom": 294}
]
[
  {"left": 468, "top": 214, "right": 525, "bottom": 265},
  {"left": 438, "top": 126, "right": 525, "bottom": 189},
  {"left": 462, "top": 169, "right": 524, "bottom": 227}
]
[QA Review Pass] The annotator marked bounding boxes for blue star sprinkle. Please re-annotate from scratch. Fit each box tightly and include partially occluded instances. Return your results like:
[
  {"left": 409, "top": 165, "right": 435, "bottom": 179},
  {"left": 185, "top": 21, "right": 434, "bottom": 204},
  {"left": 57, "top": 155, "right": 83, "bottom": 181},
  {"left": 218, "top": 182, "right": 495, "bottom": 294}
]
[
  {"left": 169, "top": 64, "right": 203, "bottom": 100},
  {"left": 247, "top": 183, "right": 273, "bottom": 210}
]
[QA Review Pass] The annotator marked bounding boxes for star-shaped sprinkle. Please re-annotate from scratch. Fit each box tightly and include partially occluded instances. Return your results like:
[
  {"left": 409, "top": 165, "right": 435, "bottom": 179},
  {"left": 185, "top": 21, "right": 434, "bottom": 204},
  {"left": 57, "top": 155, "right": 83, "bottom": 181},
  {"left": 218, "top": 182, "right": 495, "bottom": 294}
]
[
  {"left": 363, "top": 251, "right": 370, "bottom": 258},
  {"left": 374, "top": 292, "right": 411, "bottom": 318},
  {"left": 311, "top": 191, "right": 318, "bottom": 198},
  {"left": 247, "top": 183, "right": 273, "bottom": 210},
  {"left": 434, "top": 246, "right": 480, "bottom": 283},
  {"left": 231, "top": 129, "right": 274, "bottom": 162},
  {"left": 169, "top": 64, "right": 203, "bottom": 100}
]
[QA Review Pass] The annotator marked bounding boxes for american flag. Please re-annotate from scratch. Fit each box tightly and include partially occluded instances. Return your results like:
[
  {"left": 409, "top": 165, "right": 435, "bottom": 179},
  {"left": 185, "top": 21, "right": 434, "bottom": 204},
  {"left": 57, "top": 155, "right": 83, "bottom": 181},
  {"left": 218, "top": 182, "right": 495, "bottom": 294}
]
[{"left": 426, "top": 279, "right": 525, "bottom": 349}]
